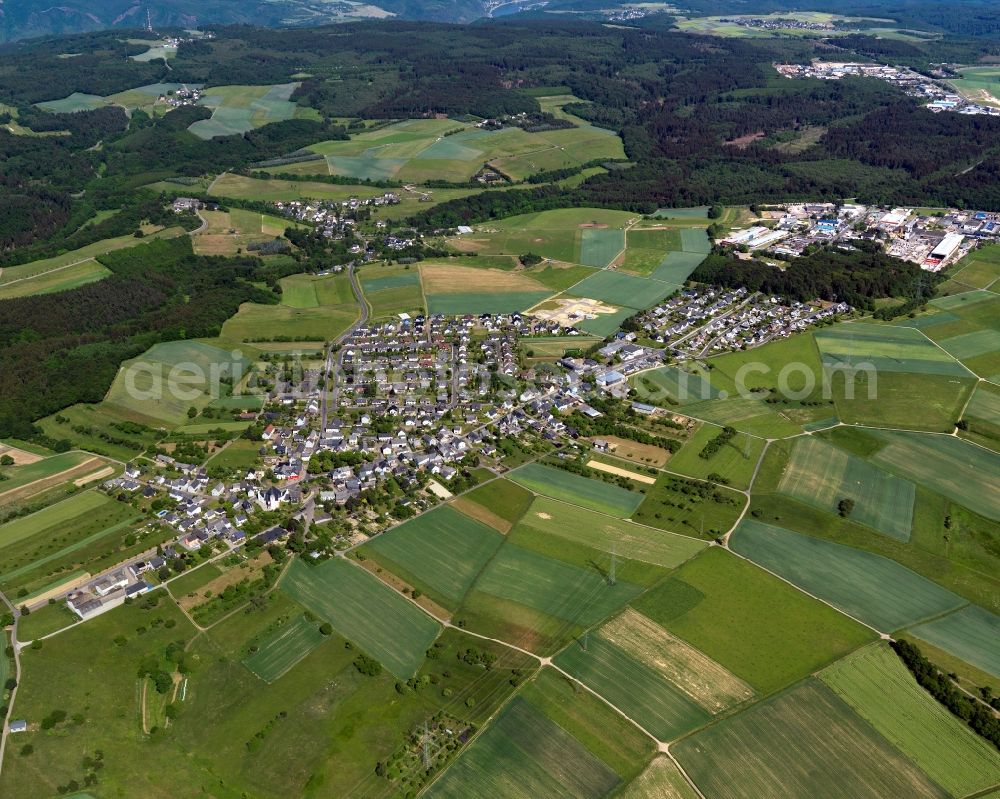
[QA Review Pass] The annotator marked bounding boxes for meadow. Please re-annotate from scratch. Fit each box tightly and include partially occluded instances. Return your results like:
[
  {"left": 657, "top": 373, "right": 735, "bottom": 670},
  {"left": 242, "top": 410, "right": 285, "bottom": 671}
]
[
  {"left": 359, "top": 264, "right": 424, "bottom": 317},
  {"left": 820, "top": 644, "right": 1000, "bottom": 797},
  {"left": 514, "top": 496, "right": 706, "bottom": 569},
  {"left": 242, "top": 613, "right": 329, "bottom": 683},
  {"left": 631, "top": 473, "right": 745, "bottom": 539},
  {"left": 674, "top": 680, "right": 948, "bottom": 799},
  {"left": 36, "top": 402, "right": 163, "bottom": 461},
  {"left": 281, "top": 558, "right": 441, "bottom": 679},
  {"left": 632, "top": 548, "right": 874, "bottom": 694},
  {"left": 730, "top": 520, "right": 966, "bottom": 631},
  {"left": 664, "top": 423, "right": 764, "bottom": 490},
  {"left": 910, "top": 604, "right": 1000, "bottom": 679},
  {"left": 508, "top": 463, "right": 645, "bottom": 517},
  {"left": 947, "top": 243, "right": 1000, "bottom": 290},
  {"left": 776, "top": 436, "right": 915, "bottom": 540},
  {"left": 220, "top": 284, "right": 359, "bottom": 343},
  {"left": 362, "top": 506, "right": 504, "bottom": 609}
]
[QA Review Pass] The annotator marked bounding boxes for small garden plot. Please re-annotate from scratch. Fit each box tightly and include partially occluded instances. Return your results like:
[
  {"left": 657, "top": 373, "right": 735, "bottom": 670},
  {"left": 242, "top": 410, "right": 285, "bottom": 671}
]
[
  {"left": 568, "top": 271, "right": 675, "bottom": 310},
  {"left": 601, "top": 609, "right": 754, "bottom": 714},
  {"left": 362, "top": 506, "right": 504, "bottom": 609},
  {"left": 555, "top": 635, "right": 710, "bottom": 741},
  {"left": 777, "top": 437, "right": 915, "bottom": 541},
  {"left": 910, "top": 605, "right": 1000, "bottom": 679},
  {"left": 451, "top": 478, "right": 534, "bottom": 533},
  {"left": 673, "top": 680, "right": 947, "bottom": 799},
  {"left": 425, "top": 697, "right": 620, "bottom": 799},
  {"left": 869, "top": 430, "right": 1000, "bottom": 521},
  {"left": 814, "top": 324, "right": 969, "bottom": 376},
  {"left": 469, "top": 543, "right": 643, "bottom": 628},
  {"left": 281, "top": 558, "right": 440, "bottom": 679},
  {"left": 632, "top": 548, "right": 874, "bottom": 694},
  {"left": 820, "top": 644, "right": 1000, "bottom": 796},
  {"left": 665, "top": 423, "right": 764, "bottom": 490},
  {"left": 517, "top": 496, "right": 706, "bottom": 569},
  {"left": 620, "top": 757, "right": 700, "bottom": 799},
  {"left": 242, "top": 614, "right": 328, "bottom": 683},
  {"left": 508, "top": 463, "right": 645, "bottom": 518},
  {"left": 731, "top": 520, "right": 965, "bottom": 631},
  {"left": 579, "top": 228, "right": 625, "bottom": 267}
]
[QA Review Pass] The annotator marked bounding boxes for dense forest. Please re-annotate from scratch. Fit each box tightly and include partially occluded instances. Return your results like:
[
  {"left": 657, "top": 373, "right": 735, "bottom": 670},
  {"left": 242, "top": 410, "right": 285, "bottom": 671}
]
[{"left": 0, "top": 238, "right": 291, "bottom": 439}]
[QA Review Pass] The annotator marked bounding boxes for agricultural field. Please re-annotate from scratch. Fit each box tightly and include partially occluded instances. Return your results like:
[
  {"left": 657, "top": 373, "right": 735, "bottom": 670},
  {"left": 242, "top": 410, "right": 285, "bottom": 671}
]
[
  {"left": 280, "top": 557, "right": 440, "bottom": 679},
  {"left": 103, "top": 340, "right": 251, "bottom": 427},
  {"left": 420, "top": 262, "right": 552, "bottom": 315},
  {"left": 361, "top": 506, "right": 504, "bottom": 609},
  {"left": 206, "top": 173, "right": 391, "bottom": 202},
  {"left": 775, "top": 436, "right": 915, "bottom": 540},
  {"left": 359, "top": 264, "right": 424, "bottom": 317},
  {"left": 674, "top": 680, "right": 948, "bottom": 799},
  {"left": 556, "top": 635, "right": 710, "bottom": 741},
  {"left": 520, "top": 335, "right": 602, "bottom": 359},
  {"left": 242, "top": 614, "right": 329, "bottom": 682},
  {"left": 0, "top": 451, "right": 114, "bottom": 507},
  {"left": 632, "top": 548, "right": 874, "bottom": 693},
  {"left": 0, "top": 259, "right": 110, "bottom": 300},
  {"left": 949, "top": 66, "right": 1000, "bottom": 108},
  {"left": 425, "top": 695, "right": 621, "bottom": 799},
  {"left": 815, "top": 323, "right": 970, "bottom": 377},
  {"left": 567, "top": 270, "right": 676, "bottom": 310},
  {"left": 665, "top": 423, "right": 765, "bottom": 489},
  {"left": 450, "top": 478, "right": 534, "bottom": 533},
  {"left": 820, "top": 644, "right": 1000, "bottom": 796},
  {"left": 948, "top": 243, "right": 1000, "bottom": 290},
  {"left": 451, "top": 208, "right": 635, "bottom": 265},
  {"left": 35, "top": 403, "right": 163, "bottom": 461},
  {"left": 34, "top": 82, "right": 192, "bottom": 114},
  {"left": 620, "top": 757, "right": 700, "bottom": 799},
  {"left": 909, "top": 604, "right": 1000, "bottom": 679},
  {"left": 192, "top": 209, "right": 300, "bottom": 256},
  {"left": 514, "top": 496, "right": 706, "bottom": 569},
  {"left": 507, "top": 463, "right": 645, "bottom": 517},
  {"left": 188, "top": 83, "right": 302, "bottom": 139},
  {"left": 305, "top": 117, "right": 624, "bottom": 183},
  {"left": 631, "top": 472, "right": 745, "bottom": 539},
  {"left": 731, "top": 520, "right": 966, "bottom": 631},
  {"left": 867, "top": 430, "right": 1000, "bottom": 521},
  {"left": 205, "top": 439, "right": 264, "bottom": 473}
]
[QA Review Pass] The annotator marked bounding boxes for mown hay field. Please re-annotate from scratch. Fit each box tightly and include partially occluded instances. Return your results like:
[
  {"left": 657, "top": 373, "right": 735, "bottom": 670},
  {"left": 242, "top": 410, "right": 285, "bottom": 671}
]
[{"left": 242, "top": 614, "right": 328, "bottom": 683}]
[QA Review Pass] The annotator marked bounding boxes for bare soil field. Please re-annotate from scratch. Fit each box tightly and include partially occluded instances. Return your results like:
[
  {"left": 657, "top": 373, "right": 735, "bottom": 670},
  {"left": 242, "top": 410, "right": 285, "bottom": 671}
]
[{"left": 586, "top": 459, "right": 657, "bottom": 484}]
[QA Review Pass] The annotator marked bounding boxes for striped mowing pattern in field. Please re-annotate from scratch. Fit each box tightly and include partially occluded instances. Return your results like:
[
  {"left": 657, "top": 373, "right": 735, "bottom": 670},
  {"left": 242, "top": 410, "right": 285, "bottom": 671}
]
[
  {"left": 425, "top": 697, "right": 620, "bottom": 799},
  {"left": 242, "top": 614, "right": 327, "bottom": 683},
  {"left": 731, "top": 520, "right": 966, "bottom": 631},
  {"left": 821, "top": 644, "right": 1000, "bottom": 796},
  {"left": 555, "top": 635, "right": 710, "bottom": 740},
  {"left": 508, "top": 463, "right": 645, "bottom": 518},
  {"left": 516, "top": 497, "right": 706, "bottom": 569},
  {"left": 601, "top": 608, "right": 754, "bottom": 713},
  {"left": 674, "top": 680, "right": 948, "bottom": 799},
  {"left": 280, "top": 558, "right": 440, "bottom": 679},
  {"left": 362, "top": 505, "right": 503, "bottom": 608},
  {"left": 778, "top": 436, "right": 915, "bottom": 541},
  {"left": 620, "top": 757, "right": 700, "bottom": 799},
  {"left": 910, "top": 605, "right": 1000, "bottom": 679}
]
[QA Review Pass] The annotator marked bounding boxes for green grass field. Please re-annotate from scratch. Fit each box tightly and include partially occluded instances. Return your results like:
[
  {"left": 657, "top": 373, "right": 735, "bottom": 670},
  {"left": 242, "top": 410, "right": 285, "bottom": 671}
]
[
  {"left": 360, "top": 265, "right": 424, "bottom": 317},
  {"left": 0, "top": 490, "right": 133, "bottom": 557},
  {"left": 556, "top": 635, "right": 709, "bottom": 740},
  {"left": 362, "top": 506, "right": 503, "bottom": 609},
  {"left": 868, "top": 430, "right": 1000, "bottom": 521},
  {"left": 815, "top": 323, "right": 970, "bottom": 376},
  {"left": 281, "top": 557, "right": 441, "bottom": 679},
  {"left": 220, "top": 299, "right": 358, "bottom": 343},
  {"left": 631, "top": 473, "right": 745, "bottom": 540},
  {"left": 776, "top": 436, "right": 915, "bottom": 540},
  {"left": 515, "top": 496, "right": 706, "bottom": 569},
  {"left": 949, "top": 243, "right": 1000, "bottom": 289},
  {"left": 632, "top": 548, "right": 874, "bottom": 694},
  {"left": 426, "top": 291, "right": 551, "bottom": 315},
  {"left": 820, "top": 644, "right": 1000, "bottom": 796},
  {"left": 0, "top": 259, "right": 110, "bottom": 300},
  {"left": 731, "top": 520, "right": 966, "bottom": 631},
  {"left": 508, "top": 463, "right": 645, "bottom": 518},
  {"left": 242, "top": 614, "right": 328, "bottom": 682},
  {"left": 103, "top": 340, "right": 250, "bottom": 427},
  {"left": 665, "top": 423, "right": 764, "bottom": 490},
  {"left": 910, "top": 605, "right": 1000, "bottom": 679},
  {"left": 568, "top": 270, "right": 676, "bottom": 310},
  {"left": 425, "top": 695, "right": 621, "bottom": 799},
  {"left": 674, "top": 679, "right": 947, "bottom": 799},
  {"left": 452, "top": 478, "right": 534, "bottom": 531}
]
